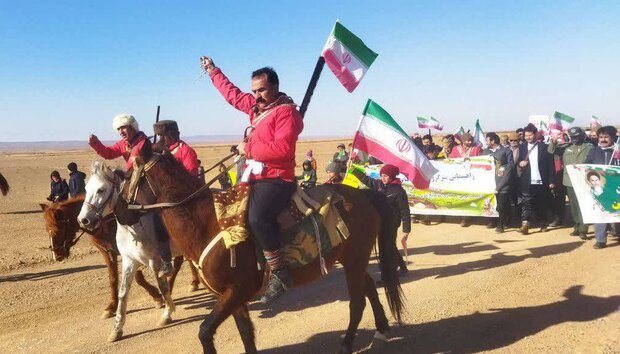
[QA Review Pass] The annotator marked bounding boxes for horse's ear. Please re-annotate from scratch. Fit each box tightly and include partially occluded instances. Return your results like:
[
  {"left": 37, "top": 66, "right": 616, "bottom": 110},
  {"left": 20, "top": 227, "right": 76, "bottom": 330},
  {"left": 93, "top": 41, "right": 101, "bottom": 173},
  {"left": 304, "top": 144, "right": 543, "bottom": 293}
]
[
  {"left": 137, "top": 138, "right": 153, "bottom": 165},
  {"left": 113, "top": 169, "right": 125, "bottom": 180},
  {"left": 39, "top": 203, "right": 48, "bottom": 212},
  {"left": 92, "top": 161, "right": 102, "bottom": 174}
]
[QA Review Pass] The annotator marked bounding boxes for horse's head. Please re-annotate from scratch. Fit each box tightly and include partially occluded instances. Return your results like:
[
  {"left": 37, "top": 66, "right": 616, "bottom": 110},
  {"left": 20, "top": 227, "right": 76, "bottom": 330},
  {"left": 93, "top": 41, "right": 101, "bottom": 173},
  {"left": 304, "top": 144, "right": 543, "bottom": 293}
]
[
  {"left": 39, "top": 197, "right": 84, "bottom": 261},
  {"left": 78, "top": 161, "right": 123, "bottom": 231}
]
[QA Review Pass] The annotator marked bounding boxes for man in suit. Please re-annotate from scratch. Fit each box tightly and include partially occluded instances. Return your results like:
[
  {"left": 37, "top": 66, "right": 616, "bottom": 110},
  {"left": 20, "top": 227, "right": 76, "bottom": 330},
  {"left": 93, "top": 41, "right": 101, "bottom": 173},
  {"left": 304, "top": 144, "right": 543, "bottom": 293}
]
[{"left": 516, "top": 124, "right": 556, "bottom": 235}]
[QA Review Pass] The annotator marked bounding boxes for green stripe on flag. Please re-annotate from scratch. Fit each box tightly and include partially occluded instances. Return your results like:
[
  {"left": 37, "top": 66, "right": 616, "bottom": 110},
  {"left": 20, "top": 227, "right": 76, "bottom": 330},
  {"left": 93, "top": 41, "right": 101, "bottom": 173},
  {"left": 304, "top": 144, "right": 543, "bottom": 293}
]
[
  {"left": 554, "top": 111, "right": 575, "bottom": 123},
  {"left": 332, "top": 22, "right": 378, "bottom": 68},
  {"left": 363, "top": 99, "right": 409, "bottom": 137}
]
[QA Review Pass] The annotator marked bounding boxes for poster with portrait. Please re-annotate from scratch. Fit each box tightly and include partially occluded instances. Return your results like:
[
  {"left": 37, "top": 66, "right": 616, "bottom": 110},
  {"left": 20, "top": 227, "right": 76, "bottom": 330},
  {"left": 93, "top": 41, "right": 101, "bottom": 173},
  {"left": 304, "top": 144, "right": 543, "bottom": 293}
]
[{"left": 566, "top": 164, "right": 620, "bottom": 223}]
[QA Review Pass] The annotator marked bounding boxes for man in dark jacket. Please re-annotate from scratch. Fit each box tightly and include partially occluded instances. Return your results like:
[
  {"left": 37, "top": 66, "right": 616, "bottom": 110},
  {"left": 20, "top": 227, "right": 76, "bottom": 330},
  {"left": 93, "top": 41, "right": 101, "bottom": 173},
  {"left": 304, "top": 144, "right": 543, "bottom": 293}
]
[
  {"left": 548, "top": 127, "right": 593, "bottom": 239},
  {"left": 47, "top": 170, "right": 69, "bottom": 203},
  {"left": 484, "top": 133, "right": 514, "bottom": 233},
  {"left": 584, "top": 126, "right": 620, "bottom": 249},
  {"left": 517, "top": 124, "right": 556, "bottom": 235},
  {"left": 67, "top": 162, "right": 86, "bottom": 198},
  {"left": 351, "top": 164, "right": 410, "bottom": 274}
]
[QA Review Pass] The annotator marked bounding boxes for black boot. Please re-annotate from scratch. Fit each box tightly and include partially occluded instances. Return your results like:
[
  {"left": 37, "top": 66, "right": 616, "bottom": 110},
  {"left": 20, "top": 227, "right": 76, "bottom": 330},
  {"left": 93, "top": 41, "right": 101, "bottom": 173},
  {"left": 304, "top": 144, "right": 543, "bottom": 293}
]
[{"left": 260, "top": 269, "right": 290, "bottom": 304}]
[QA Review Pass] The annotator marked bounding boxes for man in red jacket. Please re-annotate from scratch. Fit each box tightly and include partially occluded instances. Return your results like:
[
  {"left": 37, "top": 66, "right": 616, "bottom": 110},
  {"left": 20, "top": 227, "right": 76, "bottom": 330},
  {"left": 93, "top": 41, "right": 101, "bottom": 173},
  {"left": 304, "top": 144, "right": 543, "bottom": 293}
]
[
  {"left": 153, "top": 120, "right": 200, "bottom": 177},
  {"left": 201, "top": 56, "right": 304, "bottom": 303},
  {"left": 88, "top": 114, "right": 173, "bottom": 277}
]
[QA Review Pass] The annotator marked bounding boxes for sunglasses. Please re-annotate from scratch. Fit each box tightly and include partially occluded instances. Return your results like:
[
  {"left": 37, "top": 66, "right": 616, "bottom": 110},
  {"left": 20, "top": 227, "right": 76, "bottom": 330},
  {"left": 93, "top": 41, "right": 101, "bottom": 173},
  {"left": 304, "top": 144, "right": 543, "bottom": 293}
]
[{"left": 509, "top": 139, "right": 519, "bottom": 142}]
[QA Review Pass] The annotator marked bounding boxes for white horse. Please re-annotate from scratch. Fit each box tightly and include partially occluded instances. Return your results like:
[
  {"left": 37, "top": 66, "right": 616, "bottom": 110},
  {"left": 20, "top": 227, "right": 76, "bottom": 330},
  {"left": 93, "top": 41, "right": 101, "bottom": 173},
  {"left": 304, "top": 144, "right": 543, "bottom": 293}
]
[{"left": 77, "top": 161, "right": 175, "bottom": 342}]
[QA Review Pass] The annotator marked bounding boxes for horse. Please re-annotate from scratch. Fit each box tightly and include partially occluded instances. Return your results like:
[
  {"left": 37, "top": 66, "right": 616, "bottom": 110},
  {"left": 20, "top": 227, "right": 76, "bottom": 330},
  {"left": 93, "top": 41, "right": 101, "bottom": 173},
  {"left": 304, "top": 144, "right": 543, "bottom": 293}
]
[
  {"left": 126, "top": 139, "right": 405, "bottom": 354},
  {"left": 77, "top": 162, "right": 191, "bottom": 342},
  {"left": 0, "top": 172, "right": 9, "bottom": 195},
  {"left": 40, "top": 196, "right": 201, "bottom": 319}
]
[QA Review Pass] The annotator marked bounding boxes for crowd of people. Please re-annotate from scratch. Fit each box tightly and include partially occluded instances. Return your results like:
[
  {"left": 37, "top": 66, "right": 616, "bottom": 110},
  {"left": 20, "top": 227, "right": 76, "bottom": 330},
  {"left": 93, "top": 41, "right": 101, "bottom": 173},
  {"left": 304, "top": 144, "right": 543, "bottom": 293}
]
[{"left": 46, "top": 162, "right": 86, "bottom": 203}]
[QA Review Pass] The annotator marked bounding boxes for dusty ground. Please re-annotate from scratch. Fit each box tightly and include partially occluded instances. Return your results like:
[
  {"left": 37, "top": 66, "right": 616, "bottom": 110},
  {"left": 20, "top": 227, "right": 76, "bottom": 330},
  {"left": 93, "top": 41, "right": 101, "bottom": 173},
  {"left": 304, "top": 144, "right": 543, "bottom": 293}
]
[{"left": 0, "top": 139, "right": 619, "bottom": 354}]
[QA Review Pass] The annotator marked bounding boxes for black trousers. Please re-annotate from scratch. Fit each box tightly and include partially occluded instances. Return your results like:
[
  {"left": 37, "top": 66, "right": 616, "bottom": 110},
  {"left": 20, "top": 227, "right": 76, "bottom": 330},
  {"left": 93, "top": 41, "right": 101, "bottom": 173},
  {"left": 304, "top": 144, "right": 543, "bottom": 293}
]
[
  {"left": 248, "top": 179, "right": 297, "bottom": 252},
  {"left": 551, "top": 184, "right": 567, "bottom": 222},
  {"left": 496, "top": 192, "right": 511, "bottom": 228},
  {"left": 521, "top": 184, "right": 551, "bottom": 225}
]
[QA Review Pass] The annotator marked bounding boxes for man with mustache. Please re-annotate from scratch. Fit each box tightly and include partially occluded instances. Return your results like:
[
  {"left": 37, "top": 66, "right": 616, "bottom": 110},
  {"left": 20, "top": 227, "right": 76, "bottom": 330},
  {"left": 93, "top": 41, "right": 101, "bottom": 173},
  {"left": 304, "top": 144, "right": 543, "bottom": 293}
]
[{"left": 201, "top": 56, "right": 304, "bottom": 303}]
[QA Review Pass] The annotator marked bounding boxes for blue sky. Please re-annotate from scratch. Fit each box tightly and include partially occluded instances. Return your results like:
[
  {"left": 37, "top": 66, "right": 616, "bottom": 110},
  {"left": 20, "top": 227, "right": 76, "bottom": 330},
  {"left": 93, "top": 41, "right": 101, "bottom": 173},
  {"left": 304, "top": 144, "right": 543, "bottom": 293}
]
[{"left": 1, "top": 0, "right": 618, "bottom": 142}]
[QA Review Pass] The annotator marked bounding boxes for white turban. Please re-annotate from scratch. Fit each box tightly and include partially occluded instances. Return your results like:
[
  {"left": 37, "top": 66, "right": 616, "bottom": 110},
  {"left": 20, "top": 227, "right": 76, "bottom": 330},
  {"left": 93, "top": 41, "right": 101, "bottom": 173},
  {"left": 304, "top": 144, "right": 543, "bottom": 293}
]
[{"left": 112, "top": 114, "right": 139, "bottom": 131}]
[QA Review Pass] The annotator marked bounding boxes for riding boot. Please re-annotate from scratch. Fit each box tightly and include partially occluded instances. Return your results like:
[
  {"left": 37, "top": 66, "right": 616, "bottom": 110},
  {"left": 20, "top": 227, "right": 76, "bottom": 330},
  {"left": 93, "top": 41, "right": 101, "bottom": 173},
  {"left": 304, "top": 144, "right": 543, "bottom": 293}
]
[
  {"left": 153, "top": 213, "right": 173, "bottom": 278},
  {"left": 260, "top": 250, "right": 290, "bottom": 304}
]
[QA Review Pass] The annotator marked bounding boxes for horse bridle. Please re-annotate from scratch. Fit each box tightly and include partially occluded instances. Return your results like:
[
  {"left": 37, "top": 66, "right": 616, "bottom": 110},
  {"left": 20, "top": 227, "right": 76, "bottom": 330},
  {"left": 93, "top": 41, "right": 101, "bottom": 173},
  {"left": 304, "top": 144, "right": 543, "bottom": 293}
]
[
  {"left": 83, "top": 172, "right": 122, "bottom": 227},
  {"left": 48, "top": 218, "right": 86, "bottom": 255}
]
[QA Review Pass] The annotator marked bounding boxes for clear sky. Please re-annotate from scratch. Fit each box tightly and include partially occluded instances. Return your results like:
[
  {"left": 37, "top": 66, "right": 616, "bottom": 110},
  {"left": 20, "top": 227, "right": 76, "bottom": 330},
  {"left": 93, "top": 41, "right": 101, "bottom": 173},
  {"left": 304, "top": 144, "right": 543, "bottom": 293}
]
[{"left": 1, "top": 0, "right": 618, "bottom": 142}]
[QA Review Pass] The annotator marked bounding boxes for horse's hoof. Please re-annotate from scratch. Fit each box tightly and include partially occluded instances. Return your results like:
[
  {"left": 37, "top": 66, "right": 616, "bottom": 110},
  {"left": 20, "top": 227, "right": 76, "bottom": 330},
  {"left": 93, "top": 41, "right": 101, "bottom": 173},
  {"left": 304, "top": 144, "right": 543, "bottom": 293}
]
[
  {"left": 188, "top": 283, "right": 199, "bottom": 292},
  {"left": 107, "top": 330, "right": 123, "bottom": 342},
  {"left": 158, "top": 316, "right": 172, "bottom": 327},
  {"left": 154, "top": 299, "right": 165, "bottom": 309},
  {"left": 101, "top": 310, "right": 115, "bottom": 319}
]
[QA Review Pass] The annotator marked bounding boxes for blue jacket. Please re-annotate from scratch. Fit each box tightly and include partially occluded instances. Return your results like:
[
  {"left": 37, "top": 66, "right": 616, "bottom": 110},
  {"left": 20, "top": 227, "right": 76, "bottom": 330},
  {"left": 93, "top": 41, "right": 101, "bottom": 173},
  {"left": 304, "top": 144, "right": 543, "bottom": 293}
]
[{"left": 68, "top": 171, "right": 86, "bottom": 198}]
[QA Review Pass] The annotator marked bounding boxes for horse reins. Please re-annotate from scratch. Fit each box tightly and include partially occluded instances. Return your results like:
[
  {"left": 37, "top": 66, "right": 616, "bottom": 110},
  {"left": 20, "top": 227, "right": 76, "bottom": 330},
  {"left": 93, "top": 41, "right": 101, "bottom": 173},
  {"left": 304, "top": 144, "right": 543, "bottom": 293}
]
[{"left": 127, "top": 153, "right": 238, "bottom": 211}]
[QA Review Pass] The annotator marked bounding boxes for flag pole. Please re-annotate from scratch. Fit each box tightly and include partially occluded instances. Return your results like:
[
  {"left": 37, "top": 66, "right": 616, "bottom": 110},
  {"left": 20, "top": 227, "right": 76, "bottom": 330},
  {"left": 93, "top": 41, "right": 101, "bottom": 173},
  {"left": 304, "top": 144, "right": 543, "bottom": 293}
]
[
  {"left": 153, "top": 105, "right": 161, "bottom": 144},
  {"left": 299, "top": 56, "right": 326, "bottom": 119}
]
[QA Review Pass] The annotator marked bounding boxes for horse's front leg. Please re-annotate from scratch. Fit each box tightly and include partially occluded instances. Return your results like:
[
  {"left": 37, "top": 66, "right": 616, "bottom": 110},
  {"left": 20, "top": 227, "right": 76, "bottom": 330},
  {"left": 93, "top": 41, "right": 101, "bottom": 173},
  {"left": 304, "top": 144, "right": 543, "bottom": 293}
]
[
  {"left": 152, "top": 259, "right": 175, "bottom": 327},
  {"left": 187, "top": 258, "right": 201, "bottom": 292},
  {"left": 166, "top": 255, "right": 184, "bottom": 294},
  {"left": 108, "top": 258, "right": 137, "bottom": 342},
  {"left": 99, "top": 247, "right": 118, "bottom": 319}
]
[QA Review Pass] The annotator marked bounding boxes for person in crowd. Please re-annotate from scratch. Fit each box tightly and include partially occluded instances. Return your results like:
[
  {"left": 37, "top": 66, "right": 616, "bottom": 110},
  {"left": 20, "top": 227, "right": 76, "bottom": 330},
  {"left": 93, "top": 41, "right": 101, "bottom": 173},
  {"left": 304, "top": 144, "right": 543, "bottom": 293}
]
[
  {"left": 449, "top": 133, "right": 482, "bottom": 158},
  {"left": 516, "top": 124, "right": 555, "bottom": 235},
  {"left": 507, "top": 132, "right": 522, "bottom": 225},
  {"left": 332, "top": 143, "right": 349, "bottom": 167},
  {"left": 516, "top": 128, "right": 525, "bottom": 144},
  {"left": 153, "top": 120, "right": 199, "bottom": 177},
  {"left": 350, "top": 164, "right": 410, "bottom": 274},
  {"left": 484, "top": 133, "right": 514, "bottom": 233},
  {"left": 47, "top": 170, "right": 70, "bottom": 203},
  {"left": 437, "top": 134, "right": 456, "bottom": 159},
  {"left": 501, "top": 134, "right": 510, "bottom": 148},
  {"left": 305, "top": 150, "right": 317, "bottom": 171},
  {"left": 450, "top": 132, "right": 482, "bottom": 227},
  {"left": 297, "top": 160, "right": 317, "bottom": 189},
  {"left": 548, "top": 127, "right": 593, "bottom": 239},
  {"left": 217, "top": 163, "right": 233, "bottom": 190},
  {"left": 201, "top": 56, "right": 304, "bottom": 303},
  {"left": 584, "top": 125, "right": 620, "bottom": 249},
  {"left": 587, "top": 129, "right": 599, "bottom": 147},
  {"left": 325, "top": 162, "right": 344, "bottom": 184},
  {"left": 88, "top": 113, "right": 174, "bottom": 277},
  {"left": 196, "top": 159, "right": 206, "bottom": 184},
  {"left": 422, "top": 134, "right": 433, "bottom": 148},
  {"left": 66, "top": 162, "right": 86, "bottom": 198}
]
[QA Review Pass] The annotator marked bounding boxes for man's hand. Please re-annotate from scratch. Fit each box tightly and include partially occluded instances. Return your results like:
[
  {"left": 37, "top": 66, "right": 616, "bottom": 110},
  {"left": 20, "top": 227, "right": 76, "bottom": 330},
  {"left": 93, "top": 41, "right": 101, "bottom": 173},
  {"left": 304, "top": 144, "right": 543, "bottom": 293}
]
[
  {"left": 549, "top": 183, "right": 555, "bottom": 190},
  {"left": 200, "top": 56, "right": 216, "bottom": 75},
  {"left": 518, "top": 160, "right": 529, "bottom": 168},
  {"left": 88, "top": 134, "right": 100, "bottom": 145},
  {"left": 236, "top": 140, "right": 246, "bottom": 156}
]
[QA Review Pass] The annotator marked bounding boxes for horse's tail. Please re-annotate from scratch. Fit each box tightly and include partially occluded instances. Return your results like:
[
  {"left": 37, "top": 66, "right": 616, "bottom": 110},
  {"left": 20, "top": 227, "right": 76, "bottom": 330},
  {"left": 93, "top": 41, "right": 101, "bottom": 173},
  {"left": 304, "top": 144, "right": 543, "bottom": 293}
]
[
  {"left": 365, "top": 189, "right": 405, "bottom": 324},
  {"left": 0, "top": 173, "right": 9, "bottom": 196}
]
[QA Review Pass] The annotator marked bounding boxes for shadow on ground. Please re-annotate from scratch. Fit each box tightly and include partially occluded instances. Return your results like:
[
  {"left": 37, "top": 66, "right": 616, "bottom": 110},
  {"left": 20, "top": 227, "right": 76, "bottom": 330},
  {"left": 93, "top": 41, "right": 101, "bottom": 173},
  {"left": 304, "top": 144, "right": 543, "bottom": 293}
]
[
  {"left": 0, "top": 264, "right": 106, "bottom": 282},
  {"left": 262, "top": 285, "right": 620, "bottom": 354}
]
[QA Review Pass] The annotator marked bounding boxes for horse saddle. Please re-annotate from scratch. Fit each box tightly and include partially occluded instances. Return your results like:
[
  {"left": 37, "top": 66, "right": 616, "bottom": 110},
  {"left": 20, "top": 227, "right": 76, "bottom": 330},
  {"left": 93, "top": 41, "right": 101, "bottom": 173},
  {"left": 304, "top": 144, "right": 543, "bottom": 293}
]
[{"left": 212, "top": 185, "right": 350, "bottom": 271}]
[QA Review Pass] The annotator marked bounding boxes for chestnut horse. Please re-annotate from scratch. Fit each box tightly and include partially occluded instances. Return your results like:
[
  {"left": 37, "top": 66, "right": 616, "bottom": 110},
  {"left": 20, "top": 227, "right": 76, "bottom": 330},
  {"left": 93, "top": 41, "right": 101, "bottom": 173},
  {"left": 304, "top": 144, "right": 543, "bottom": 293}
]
[
  {"left": 0, "top": 172, "right": 9, "bottom": 196},
  {"left": 130, "top": 140, "right": 404, "bottom": 354},
  {"left": 40, "top": 196, "right": 201, "bottom": 319}
]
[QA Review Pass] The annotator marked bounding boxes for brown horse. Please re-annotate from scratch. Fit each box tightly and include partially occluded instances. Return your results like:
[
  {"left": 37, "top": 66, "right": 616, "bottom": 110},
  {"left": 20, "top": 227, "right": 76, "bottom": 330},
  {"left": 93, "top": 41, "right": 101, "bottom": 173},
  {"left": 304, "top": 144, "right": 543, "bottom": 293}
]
[
  {"left": 129, "top": 140, "right": 404, "bottom": 354},
  {"left": 0, "top": 172, "right": 9, "bottom": 195},
  {"left": 40, "top": 196, "right": 202, "bottom": 319}
]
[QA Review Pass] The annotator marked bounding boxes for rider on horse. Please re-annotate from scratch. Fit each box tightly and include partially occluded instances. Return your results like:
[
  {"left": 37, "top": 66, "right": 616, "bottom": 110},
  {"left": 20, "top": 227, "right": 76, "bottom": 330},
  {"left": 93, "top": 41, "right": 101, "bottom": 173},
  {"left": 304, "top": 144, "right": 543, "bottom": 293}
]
[
  {"left": 201, "top": 56, "right": 304, "bottom": 303},
  {"left": 88, "top": 114, "right": 174, "bottom": 277},
  {"left": 153, "top": 120, "right": 200, "bottom": 177}
]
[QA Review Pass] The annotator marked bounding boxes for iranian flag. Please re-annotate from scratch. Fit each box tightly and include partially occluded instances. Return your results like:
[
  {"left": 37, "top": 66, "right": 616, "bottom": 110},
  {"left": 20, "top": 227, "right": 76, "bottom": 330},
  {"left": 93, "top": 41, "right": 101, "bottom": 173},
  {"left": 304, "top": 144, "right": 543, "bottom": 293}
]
[
  {"left": 454, "top": 126, "right": 465, "bottom": 141},
  {"left": 322, "top": 21, "right": 378, "bottom": 93},
  {"left": 352, "top": 99, "right": 437, "bottom": 188},
  {"left": 553, "top": 111, "right": 575, "bottom": 129},
  {"left": 473, "top": 119, "right": 487, "bottom": 148},
  {"left": 591, "top": 115, "right": 602, "bottom": 130},
  {"left": 417, "top": 116, "right": 444, "bottom": 130}
]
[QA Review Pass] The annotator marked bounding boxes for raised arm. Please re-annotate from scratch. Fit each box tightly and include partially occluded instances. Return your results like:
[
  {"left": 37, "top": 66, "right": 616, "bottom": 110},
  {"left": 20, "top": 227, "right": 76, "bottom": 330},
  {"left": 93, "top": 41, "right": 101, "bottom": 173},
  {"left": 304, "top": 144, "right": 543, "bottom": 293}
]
[
  {"left": 202, "top": 56, "right": 255, "bottom": 115},
  {"left": 88, "top": 134, "right": 124, "bottom": 160}
]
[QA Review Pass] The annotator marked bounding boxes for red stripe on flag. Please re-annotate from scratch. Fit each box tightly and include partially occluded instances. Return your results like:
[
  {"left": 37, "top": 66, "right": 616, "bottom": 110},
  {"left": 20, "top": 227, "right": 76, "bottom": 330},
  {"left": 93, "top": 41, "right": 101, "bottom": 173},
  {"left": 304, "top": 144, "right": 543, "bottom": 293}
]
[
  {"left": 323, "top": 50, "right": 360, "bottom": 93},
  {"left": 354, "top": 133, "right": 432, "bottom": 189}
]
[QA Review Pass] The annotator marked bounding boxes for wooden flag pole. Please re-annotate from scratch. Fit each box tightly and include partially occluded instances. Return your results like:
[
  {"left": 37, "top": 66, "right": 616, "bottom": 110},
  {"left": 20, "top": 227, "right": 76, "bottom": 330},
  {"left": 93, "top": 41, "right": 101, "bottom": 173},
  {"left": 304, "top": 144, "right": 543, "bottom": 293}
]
[
  {"left": 299, "top": 56, "right": 326, "bottom": 119},
  {"left": 153, "top": 105, "right": 161, "bottom": 144}
]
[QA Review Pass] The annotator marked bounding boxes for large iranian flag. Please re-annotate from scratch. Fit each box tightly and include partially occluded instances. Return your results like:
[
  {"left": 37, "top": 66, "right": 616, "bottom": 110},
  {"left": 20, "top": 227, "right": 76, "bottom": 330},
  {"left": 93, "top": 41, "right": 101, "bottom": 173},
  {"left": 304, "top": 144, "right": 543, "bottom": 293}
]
[
  {"left": 322, "top": 21, "right": 378, "bottom": 92},
  {"left": 353, "top": 100, "right": 437, "bottom": 189}
]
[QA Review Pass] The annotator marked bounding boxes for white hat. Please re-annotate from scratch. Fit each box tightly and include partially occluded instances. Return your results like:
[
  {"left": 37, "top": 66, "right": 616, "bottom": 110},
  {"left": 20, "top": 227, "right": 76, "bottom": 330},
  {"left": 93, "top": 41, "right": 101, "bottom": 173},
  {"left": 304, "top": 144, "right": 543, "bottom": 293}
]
[{"left": 112, "top": 114, "right": 139, "bottom": 131}]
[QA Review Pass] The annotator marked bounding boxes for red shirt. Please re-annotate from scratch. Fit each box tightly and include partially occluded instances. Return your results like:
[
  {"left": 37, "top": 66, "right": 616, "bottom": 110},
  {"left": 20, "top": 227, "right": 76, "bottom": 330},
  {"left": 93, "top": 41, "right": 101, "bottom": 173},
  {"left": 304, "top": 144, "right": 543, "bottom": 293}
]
[
  {"left": 449, "top": 145, "right": 482, "bottom": 158},
  {"left": 169, "top": 140, "right": 199, "bottom": 177},
  {"left": 209, "top": 68, "right": 303, "bottom": 181},
  {"left": 89, "top": 132, "right": 148, "bottom": 170}
]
